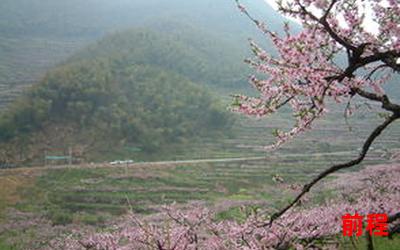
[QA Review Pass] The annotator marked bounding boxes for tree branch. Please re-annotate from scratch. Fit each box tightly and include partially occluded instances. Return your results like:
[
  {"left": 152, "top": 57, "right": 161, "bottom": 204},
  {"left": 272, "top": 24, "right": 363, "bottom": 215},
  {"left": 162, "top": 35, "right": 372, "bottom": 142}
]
[
  {"left": 389, "top": 224, "right": 400, "bottom": 239},
  {"left": 353, "top": 89, "right": 400, "bottom": 114},
  {"left": 365, "top": 64, "right": 389, "bottom": 81},
  {"left": 276, "top": 96, "right": 295, "bottom": 110},
  {"left": 322, "top": 0, "right": 338, "bottom": 21},
  {"left": 265, "top": 113, "right": 400, "bottom": 225},
  {"left": 366, "top": 230, "right": 374, "bottom": 250},
  {"left": 295, "top": 0, "right": 356, "bottom": 51},
  {"left": 389, "top": 212, "right": 400, "bottom": 223},
  {"left": 389, "top": 212, "right": 400, "bottom": 239}
]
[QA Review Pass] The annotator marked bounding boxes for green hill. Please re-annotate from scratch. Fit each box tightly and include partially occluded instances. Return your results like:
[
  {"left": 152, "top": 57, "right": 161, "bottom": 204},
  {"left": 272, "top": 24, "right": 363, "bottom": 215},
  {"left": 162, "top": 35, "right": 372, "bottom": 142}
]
[{"left": 0, "top": 29, "right": 235, "bottom": 164}]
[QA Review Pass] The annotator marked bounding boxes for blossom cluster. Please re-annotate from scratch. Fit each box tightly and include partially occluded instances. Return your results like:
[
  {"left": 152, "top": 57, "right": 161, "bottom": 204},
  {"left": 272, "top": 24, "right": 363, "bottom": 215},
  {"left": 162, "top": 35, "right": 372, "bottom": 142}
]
[{"left": 233, "top": 0, "right": 400, "bottom": 148}]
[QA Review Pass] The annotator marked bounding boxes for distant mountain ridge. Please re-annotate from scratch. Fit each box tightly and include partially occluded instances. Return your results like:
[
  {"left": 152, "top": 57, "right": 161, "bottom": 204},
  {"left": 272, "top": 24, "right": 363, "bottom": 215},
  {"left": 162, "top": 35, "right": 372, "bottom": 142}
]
[{"left": 0, "top": 0, "right": 285, "bottom": 38}]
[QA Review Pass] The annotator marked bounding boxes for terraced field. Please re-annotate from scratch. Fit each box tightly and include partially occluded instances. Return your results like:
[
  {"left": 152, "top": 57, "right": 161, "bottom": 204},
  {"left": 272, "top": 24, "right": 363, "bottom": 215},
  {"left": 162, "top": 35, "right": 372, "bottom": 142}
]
[
  {"left": 8, "top": 144, "right": 391, "bottom": 225},
  {"left": 3, "top": 101, "right": 400, "bottom": 220}
]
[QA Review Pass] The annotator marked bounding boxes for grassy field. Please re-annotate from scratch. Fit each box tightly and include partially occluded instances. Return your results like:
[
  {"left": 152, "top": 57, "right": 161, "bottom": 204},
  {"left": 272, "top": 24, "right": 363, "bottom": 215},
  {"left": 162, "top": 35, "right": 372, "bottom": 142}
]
[
  {"left": 9, "top": 151, "right": 384, "bottom": 223},
  {"left": 0, "top": 170, "right": 38, "bottom": 221}
]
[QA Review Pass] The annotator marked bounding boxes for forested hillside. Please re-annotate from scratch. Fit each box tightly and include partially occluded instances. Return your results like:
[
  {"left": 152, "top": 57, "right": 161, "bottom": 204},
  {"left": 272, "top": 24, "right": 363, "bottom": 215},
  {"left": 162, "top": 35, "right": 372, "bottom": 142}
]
[{"left": 0, "top": 29, "right": 236, "bottom": 164}]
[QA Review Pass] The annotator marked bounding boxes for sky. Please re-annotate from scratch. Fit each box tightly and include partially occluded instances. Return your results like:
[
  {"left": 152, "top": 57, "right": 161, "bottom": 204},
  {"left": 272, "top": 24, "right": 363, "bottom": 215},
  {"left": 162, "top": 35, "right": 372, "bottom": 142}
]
[
  {"left": 263, "top": 0, "right": 379, "bottom": 34},
  {"left": 263, "top": 0, "right": 278, "bottom": 10}
]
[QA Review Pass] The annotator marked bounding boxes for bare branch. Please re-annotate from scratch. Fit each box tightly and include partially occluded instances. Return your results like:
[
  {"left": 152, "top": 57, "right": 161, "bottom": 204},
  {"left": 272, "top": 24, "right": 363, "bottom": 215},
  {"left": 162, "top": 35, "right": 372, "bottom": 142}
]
[{"left": 343, "top": 96, "right": 354, "bottom": 131}]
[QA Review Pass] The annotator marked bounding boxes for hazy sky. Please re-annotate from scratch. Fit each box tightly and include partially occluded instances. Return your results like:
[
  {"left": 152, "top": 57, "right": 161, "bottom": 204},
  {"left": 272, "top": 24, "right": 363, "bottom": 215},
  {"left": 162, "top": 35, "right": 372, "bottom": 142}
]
[{"left": 263, "top": 0, "right": 379, "bottom": 33}]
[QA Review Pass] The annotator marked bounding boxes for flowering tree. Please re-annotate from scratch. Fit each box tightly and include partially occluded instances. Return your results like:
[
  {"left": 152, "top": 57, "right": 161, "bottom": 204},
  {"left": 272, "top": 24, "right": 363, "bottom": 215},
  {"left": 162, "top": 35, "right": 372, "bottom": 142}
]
[{"left": 233, "top": 0, "right": 400, "bottom": 223}]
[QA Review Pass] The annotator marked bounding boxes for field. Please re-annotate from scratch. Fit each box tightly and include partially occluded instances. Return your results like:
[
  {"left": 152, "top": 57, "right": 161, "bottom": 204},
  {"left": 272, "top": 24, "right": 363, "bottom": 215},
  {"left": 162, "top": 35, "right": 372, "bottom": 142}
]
[
  {"left": 1, "top": 157, "right": 399, "bottom": 249},
  {"left": 0, "top": 107, "right": 399, "bottom": 249}
]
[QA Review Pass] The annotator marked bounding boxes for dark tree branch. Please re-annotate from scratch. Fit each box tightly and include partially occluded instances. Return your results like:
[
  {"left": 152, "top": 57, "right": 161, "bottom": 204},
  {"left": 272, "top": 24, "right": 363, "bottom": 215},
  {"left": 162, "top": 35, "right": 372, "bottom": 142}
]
[
  {"left": 389, "top": 224, "right": 400, "bottom": 239},
  {"left": 319, "top": 19, "right": 357, "bottom": 51},
  {"left": 389, "top": 212, "right": 400, "bottom": 223},
  {"left": 361, "top": 50, "right": 400, "bottom": 67},
  {"left": 353, "top": 89, "right": 400, "bottom": 114},
  {"left": 295, "top": 0, "right": 356, "bottom": 51},
  {"left": 265, "top": 113, "right": 400, "bottom": 225},
  {"left": 366, "top": 230, "right": 374, "bottom": 250},
  {"left": 322, "top": 0, "right": 338, "bottom": 20},
  {"left": 388, "top": 212, "right": 400, "bottom": 238},
  {"left": 365, "top": 64, "right": 388, "bottom": 81},
  {"left": 276, "top": 96, "right": 295, "bottom": 110}
]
